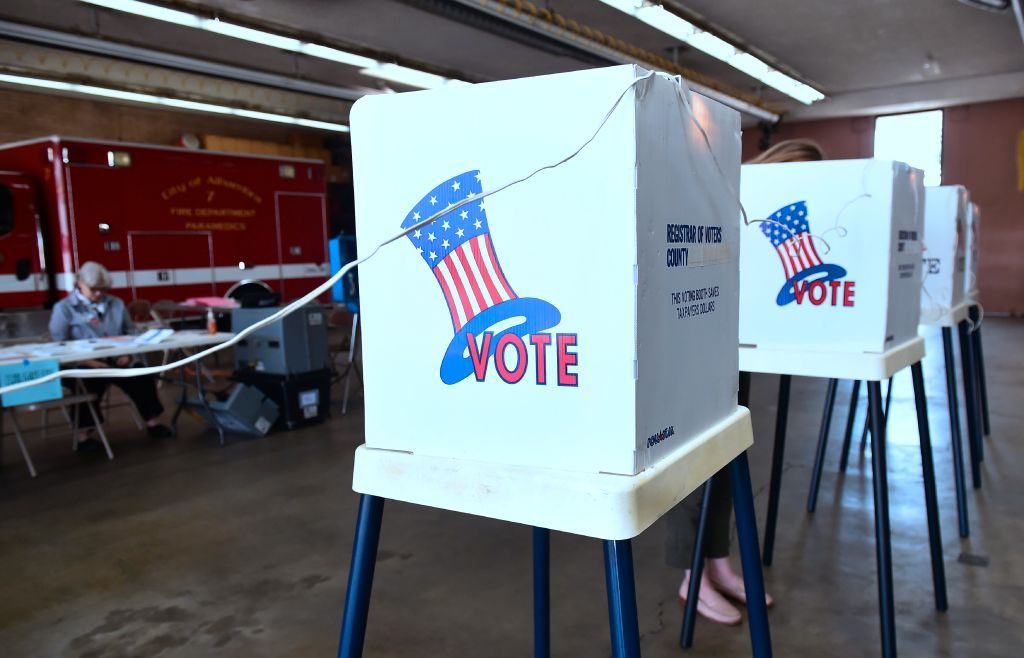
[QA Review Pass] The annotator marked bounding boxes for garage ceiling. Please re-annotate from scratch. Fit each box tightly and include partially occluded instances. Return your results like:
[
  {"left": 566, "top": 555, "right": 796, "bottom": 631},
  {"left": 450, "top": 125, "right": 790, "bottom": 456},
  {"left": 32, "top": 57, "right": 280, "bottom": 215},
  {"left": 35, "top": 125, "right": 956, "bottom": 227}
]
[{"left": 0, "top": 0, "right": 1021, "bottom": 129}]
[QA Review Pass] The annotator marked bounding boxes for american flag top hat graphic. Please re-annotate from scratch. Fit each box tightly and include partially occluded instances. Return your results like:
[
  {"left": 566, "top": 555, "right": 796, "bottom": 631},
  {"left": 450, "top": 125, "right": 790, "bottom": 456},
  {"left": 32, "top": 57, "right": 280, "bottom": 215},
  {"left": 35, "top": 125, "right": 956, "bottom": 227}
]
[
  {"left": 759, "top": 200, "right": 847, "bottom": 306},
  {"left": 403, "top": 170, "right": 561, "bottom": 384}
]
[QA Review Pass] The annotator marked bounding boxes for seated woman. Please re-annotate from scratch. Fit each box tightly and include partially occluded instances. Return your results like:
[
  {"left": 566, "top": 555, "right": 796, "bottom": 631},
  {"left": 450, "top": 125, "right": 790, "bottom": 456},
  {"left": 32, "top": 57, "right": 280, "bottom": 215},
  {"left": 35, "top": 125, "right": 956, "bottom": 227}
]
[{"left": 48, "top": 261, "right": 171, "bottom": 452}]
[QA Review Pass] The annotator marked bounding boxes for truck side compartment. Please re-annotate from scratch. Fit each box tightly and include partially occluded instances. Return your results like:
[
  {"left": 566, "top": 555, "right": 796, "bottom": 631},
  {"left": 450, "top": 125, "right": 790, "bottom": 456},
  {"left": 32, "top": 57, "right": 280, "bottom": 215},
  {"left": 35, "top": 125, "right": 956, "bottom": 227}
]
[{"left": 0, "top": 136, "right": 330, "bottom": 317}]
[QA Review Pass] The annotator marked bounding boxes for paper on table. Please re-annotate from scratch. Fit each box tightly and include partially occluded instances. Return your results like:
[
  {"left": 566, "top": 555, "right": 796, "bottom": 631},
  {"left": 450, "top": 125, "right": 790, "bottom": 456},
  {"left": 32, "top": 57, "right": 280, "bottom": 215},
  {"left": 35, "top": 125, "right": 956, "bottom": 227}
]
[{"left": 134, "top": 328, "right": 175, "bottom": 344}]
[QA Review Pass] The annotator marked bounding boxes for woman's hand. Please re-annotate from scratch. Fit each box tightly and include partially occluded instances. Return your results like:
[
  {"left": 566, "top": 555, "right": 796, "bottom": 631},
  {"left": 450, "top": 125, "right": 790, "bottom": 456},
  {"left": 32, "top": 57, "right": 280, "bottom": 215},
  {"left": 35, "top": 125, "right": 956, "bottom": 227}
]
[{"left": 115, "top": 355, "right": 132, "bottom": 367}]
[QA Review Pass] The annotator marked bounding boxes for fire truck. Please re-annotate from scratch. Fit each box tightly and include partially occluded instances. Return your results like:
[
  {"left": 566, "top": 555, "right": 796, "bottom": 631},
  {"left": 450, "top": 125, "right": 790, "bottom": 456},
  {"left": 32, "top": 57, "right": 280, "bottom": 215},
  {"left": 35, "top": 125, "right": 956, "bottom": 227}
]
[{"left": 0, "top": 136, "right": 329, "bottom": 337}]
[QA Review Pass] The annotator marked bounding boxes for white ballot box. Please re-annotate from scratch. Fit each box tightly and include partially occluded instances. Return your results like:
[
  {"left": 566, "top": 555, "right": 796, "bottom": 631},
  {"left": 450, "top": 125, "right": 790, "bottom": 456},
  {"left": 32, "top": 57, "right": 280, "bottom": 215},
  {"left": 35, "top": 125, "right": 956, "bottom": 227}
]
[
  {"left": 964, "top": 201, "right": 981, "bottom": 302},
  {"left": 921, "top": 185, "right": 968, "bottom": 323},
  {"left": 739, "top": 159, "right": 925, "bottom": 353},
  {"left": 351, "top": 65, "right": 741, "bottom": 476}
]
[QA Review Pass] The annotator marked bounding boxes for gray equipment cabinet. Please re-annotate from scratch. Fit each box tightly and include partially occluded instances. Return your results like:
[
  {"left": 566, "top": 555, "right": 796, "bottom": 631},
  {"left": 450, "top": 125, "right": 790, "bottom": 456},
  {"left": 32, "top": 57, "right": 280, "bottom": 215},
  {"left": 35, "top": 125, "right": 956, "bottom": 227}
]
[{"left": 232, "top": 305, "right": 330, "bottom": 375}]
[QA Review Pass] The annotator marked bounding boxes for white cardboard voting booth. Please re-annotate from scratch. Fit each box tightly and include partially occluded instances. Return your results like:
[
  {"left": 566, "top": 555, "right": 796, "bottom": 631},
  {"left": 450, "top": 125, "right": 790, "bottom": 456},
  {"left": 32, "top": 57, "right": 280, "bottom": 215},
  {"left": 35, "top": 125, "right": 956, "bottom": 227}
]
[
  {"left": 739, "top": 159, "right": 925, "bottom": 355},
  {"left": 349, "top": 66, "right": 749, "bottom": 537},
  {"left": 964, "top": 202, "right": 981, "bottom": 301},
  {"left": 920, "top": 185, "right": 968, "bottom": 325}
]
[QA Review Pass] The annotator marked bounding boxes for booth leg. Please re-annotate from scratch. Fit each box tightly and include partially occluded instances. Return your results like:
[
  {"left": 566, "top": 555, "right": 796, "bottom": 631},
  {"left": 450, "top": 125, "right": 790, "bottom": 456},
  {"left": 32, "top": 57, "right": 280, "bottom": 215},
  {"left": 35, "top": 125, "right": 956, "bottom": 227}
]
[
  {"left": 762, "top": 375, "right": 791, "bottom": 566},
  {"left": 968, "top": 305, "right": 990, "bottom": 436},
  {"left": 838, "top": 380, "right": 861, "bottom": 473},
  {"left": 730, "top": 451, "right": 773, "bottom": 658},
  {"left": 807, "top": 378, "right": 839, "bottom": 513},
  {"left": 910, "top": 362, "right": 949, "bottom": 611},
  {"left": 867, "top": 382, "right": 897, "bottom": 658},
  {"left": 942, "top": 328, "right": 970, "bottom": 538},
  {"left": 680, "top": 479, "right": 713, "bottom": 649},
  {"left": 603, "top": 539, "right": 641, "bottom": 658},
  {"left": 859, "top": 376, "right": 893, "bottom": 453},
  {"left": 337, "top": 495, "right": 385, "bottom": 658},
  {"left": 958, "top": 320, "right": 983, "bottom": 487},
  {"left": 533, "top": 527, "right": 550, "bottom": 658}
]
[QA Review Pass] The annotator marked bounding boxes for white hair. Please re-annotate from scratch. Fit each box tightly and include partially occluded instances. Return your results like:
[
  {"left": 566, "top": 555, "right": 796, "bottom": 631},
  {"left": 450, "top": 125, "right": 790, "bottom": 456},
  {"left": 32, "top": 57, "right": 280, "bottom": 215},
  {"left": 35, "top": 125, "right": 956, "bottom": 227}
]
[{"left": 76, "top": 261, "right": 113, "bottom": 290}]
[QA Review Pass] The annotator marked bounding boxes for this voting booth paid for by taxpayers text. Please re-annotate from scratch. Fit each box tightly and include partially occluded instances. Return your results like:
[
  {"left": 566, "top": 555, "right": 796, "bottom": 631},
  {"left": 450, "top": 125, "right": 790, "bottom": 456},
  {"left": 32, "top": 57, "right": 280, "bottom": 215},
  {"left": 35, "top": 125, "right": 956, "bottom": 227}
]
[
  {"left": 711, "top": 159, "right": 948, "bottom": 658},
  {"left": 338, "top": 65, "right": 772, "bottom": 658}
]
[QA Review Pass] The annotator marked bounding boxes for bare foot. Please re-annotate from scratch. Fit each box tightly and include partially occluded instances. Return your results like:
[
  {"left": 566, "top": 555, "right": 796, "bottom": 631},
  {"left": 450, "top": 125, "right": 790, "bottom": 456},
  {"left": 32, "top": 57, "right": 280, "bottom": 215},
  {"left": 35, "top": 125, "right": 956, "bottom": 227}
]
[
  {"left": 678, "top": 569, "right": 742, "bottom": 625},
  {"left": 705, "top": 557, "right": 774, "bottom": 607}
]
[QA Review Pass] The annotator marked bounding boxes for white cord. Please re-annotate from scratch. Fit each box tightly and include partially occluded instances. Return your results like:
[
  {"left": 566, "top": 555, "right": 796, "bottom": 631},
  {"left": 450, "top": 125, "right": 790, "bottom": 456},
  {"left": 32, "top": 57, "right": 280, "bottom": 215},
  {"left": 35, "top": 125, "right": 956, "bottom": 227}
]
[{"left": 1, "top": 71, "right": 673, "bottom": 397}]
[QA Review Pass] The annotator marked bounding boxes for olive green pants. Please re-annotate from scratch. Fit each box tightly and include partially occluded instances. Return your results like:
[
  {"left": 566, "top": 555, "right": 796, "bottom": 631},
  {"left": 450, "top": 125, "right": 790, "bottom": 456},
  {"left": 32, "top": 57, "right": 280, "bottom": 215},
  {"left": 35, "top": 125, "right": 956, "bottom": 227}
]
[{"left": 663, "top": 469, "right": 732, "bottom": 569}]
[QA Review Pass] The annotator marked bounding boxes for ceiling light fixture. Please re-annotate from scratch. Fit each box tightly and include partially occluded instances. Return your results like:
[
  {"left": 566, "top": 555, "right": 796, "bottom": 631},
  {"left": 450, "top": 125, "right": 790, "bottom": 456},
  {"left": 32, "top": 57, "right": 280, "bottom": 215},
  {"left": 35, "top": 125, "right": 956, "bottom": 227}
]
[
  {"left": 0, "top": 72, "right": 350, "bottom": 131},
  {"left": 79, "top": 0, "right": 464, "bottom": 89},
  {"left": 595, "top": 0, "right": 825, "bottom": 105}
]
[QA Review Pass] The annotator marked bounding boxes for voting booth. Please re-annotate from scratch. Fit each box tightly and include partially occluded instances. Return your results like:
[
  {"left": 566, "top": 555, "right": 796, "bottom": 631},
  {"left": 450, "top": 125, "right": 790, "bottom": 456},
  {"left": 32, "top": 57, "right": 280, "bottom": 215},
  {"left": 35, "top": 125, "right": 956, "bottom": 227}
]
[
  {"left": 337, "top": 66, "right": 775, "bottom": 658},
  {"left": 352, "top": 65, "right": 742, "bottom": 482},
  {"left": 739, "top": 159, "right": 925, "bottom": 355},
  {"left": 964, "top": 201, "right": 981, "bottom": 302},
  {"left": 920, "top": 185, "right": 968, "bottom": 324}
]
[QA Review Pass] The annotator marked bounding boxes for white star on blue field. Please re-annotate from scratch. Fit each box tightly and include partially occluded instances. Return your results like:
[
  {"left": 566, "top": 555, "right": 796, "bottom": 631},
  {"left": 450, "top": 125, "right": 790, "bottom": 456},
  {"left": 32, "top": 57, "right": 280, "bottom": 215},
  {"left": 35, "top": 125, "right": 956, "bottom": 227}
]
[
  {"left": 402, "top": 171, "right": 489, "bottom": 266},
  {"left": 760, "top": 200, "right": 810, "bottom": 244}
]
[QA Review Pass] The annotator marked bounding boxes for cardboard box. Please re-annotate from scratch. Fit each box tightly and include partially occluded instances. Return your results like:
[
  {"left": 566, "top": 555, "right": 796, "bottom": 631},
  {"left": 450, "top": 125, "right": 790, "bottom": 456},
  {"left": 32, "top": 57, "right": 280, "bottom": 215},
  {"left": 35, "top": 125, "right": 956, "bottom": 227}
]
[
  {"left": 920, "top": 185, "right": 968, "bottom": 322},
  {"left": 964, "top": 202, "right": 981, "bottom": 300},
  {"left": 739, "top": 159, "right": 925, "bottom": 353},
  {"left": 351, "top": 65, "right": 741, "bottom": 476}
]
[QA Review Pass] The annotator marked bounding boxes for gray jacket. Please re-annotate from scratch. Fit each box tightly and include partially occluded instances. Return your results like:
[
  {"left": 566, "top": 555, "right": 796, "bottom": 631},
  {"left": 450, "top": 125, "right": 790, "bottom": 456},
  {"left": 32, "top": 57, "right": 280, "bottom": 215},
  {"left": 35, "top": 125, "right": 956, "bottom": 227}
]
[{"left": 49, "top": 292, "right": 134, "bottom": 341}]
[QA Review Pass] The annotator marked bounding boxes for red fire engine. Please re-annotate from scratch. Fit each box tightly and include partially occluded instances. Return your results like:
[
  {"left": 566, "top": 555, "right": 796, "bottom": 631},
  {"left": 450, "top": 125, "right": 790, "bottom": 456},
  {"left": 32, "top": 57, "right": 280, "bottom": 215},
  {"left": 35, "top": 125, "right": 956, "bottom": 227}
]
[{"left": 0, "top": 136, "right": 329, "bottom": 335}]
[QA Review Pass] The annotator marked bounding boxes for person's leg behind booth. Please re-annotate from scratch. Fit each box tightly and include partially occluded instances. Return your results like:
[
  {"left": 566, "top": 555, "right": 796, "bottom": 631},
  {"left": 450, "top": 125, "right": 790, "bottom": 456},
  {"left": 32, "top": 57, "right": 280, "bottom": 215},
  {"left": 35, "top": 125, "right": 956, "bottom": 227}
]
[
  {"left": 701, "top": 470, "right": 773, "bottom": 608},
  {"left": 113, "top": 371, "right": 171, "bottom": 438},
  {"left": 665, "top": 471, "right": 743, "bottom": 625}
]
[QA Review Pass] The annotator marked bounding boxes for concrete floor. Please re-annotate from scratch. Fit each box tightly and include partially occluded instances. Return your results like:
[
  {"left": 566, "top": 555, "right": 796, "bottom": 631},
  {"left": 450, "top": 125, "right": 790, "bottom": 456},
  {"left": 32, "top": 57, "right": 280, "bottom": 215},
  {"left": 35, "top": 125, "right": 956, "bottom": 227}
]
[{"left": 1, "top": 319, "right": 1022, "bottom": 657}]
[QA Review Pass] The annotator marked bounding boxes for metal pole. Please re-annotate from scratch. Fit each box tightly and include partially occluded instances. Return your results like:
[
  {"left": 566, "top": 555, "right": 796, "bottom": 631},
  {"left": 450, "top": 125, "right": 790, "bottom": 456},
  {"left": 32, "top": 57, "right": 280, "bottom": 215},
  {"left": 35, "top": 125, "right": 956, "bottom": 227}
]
[
  {"left": 730, "top": 451, "right": 774, "bottom": 658},
  {"left": 533, "top": 527, "right": 550, "bottom": 658},
  {"left": 761, "top": 374, "right": 791, "bottom": 566},
  {"left": 603, "top": 539, "right": 641, "bottom": 658},
  {"left": 680, "top": 479, "right": 713, "bottom": 649},
  {"left": 807, "top": 378, "right": 838, "bottom": 513},
  {"left": 838, "top": 380, "right": 861, "bottom": 472},
  {"left": 910, "top": 363, "right": 949, "bottom": 612},
  {"left": 942, "top": 328, "right": 970, "bottom": 537},
  {"left": 337, "top": 495, "right": 385, "bottom": 658},
  {"left": 867, "top": 382, "right": 897, "bottom": 658},
  {"left": 958, "top": 320, "right": 983, "bottom": 487}
]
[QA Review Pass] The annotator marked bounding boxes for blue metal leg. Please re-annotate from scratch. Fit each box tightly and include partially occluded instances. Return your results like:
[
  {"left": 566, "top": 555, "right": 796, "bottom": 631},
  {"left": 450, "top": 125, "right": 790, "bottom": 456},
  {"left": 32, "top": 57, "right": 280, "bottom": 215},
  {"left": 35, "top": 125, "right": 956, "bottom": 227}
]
[
  {"left": 337, "top": 495, "right": 385, "bottom": 658},
  {"left": 533, "top": 527, "right": 550, "bottom": 658},
  {"left": 867, "top": 382, "right": 897, "bottom": 658},
  {"left": 942, "top": 327, "right": 970, "bottom": 538},
  {"left": 807, "top": 378, "right": 839, "bottom": 513},
  {"left": 680, "top": 479, "right": 713, "bottom": 649},
  {"left": 730, "top": 451, "right": 773, "bottom": 658},
  {"left": 958, "top": 320, "right": 983, "bottom": 487},
  {"left": 910, "top": 362, "right": 949, "bottom": 611},
  {"left": 603, "top": 539, "right": 641, "bottom": 658},
  {"left": 969, "top": 305, "right": 990, "bottom": 436},
  {"left": 682, "top": 370, "right": 753, "bottom": 647},
  {"left": 761, "top": 374, "right": 791, "bottom": 566},
  {"left": 838, "top": 380, "right": 861, "bottom": 473}
]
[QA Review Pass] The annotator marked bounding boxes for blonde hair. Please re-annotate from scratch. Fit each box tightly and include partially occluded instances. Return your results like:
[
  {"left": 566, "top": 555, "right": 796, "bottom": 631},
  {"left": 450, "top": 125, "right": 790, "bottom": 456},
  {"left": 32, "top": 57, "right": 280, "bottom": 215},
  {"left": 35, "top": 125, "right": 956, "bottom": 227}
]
[{"left": 746, "top": 138, "right": 826, "bottom": 164}]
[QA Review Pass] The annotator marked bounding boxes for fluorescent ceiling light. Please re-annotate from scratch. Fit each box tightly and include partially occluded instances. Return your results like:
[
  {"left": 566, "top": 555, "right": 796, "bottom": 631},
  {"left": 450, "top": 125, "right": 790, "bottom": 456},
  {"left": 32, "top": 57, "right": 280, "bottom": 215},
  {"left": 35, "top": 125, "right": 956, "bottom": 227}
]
[
  {"left": 358, "top": 63, "right": 467, "bottom": 90},
  {"left": 597, "top": 0, "right": 825, "bottom": 105},
  {"left": 0, "top": 72, "right": 349, "bottom": 132},
  {"left": 79, "top": 0, "right": 462, "bottom": 88}
]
